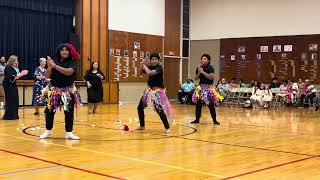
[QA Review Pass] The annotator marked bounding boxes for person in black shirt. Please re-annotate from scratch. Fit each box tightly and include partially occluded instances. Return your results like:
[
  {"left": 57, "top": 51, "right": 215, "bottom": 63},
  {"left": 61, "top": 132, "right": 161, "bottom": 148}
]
[
  {"left": 135, "top": 53, "right": 173, "bottom": 133},
  {"left": 269, "top": 78, "right": 281, "bottom": 88},
  {"left": 84, "top": 61, "right": 105, "bottom": 114},
  {"left": 40, "top": 44, "right": 82, "bottom": 140},
  {"left": 191, "top": 54, "right": 223, "bottom": 125},
  {"left": 2, "top": 55, "right": 29, "bottom": 120}
]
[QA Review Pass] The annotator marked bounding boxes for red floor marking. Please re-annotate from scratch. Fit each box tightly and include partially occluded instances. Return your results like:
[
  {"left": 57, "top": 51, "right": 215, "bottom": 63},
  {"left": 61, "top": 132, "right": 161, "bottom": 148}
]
[
  {"left": 221, "top": 156, "right": 318, "bottom": 180},
  {"left": 0, "top": 148, "right": 125, "bottom": 180}
]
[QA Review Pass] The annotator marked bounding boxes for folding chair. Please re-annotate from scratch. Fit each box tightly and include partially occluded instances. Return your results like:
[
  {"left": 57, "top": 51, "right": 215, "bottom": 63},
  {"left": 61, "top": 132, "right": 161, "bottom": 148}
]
[
  {"left": 238, "top": 88, "right": 252, "bottom": 107},
  {"left": 223, "top": 88, "right": 240, "bottom": 107},
  {"left": 271, "top": 88, "right": 281, "bottom": 108}
]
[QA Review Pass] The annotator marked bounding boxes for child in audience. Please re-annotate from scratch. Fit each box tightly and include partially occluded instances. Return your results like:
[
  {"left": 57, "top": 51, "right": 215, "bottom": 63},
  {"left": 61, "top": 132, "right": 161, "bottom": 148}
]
[
  {"left": 228, "top": 77, "right": 237, "bottom": 89},
  {"left": 297, "top": 79, "right": 304, "bottom": 90},
  {"left": 287, "top": 80, "right": 299, "bottom": 105},
  {"left": 262, "top": 85, "right": 273, "bottom": 108},
  {"left": 250, "top": 80, "right": 258, "bottom": 88},
  {"left": 237, "top": 79, "right": 246, "bottom": 88},
  {"left": 217, "top": 78, "right": 229, "bottom": 97},
  {"left": 276, "top": 80, "right": 289, "bottom": 104},
  {"left": 250, "top": 82, "right": 264, "bottom": 108}
]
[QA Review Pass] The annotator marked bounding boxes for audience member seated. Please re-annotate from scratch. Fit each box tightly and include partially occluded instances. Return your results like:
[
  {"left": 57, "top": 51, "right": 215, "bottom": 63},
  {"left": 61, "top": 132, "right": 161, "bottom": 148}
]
[
  {"left": 178, "top": 78, "right": 195, "bottom": 104},
  {"left": 228, "top": 77, "right": 237, "bottom": 89},
  {"left": 262, "top": 85, "right": 273, "bottom": 108},
  {"left": 299, "top": 79, "right": 316, "bottom": 107},
  {"left": 287, "top": 80, "right": 299, "bottom": 105},
  {"left": 275, "top": 80, "right": 289, "bottom": 104},
  {"left": 250, "top": 82, "right": 264, "bottom": 108},
  {"left": 297, "top": 78, "right": 304, "bottom": 90},
  {"left": 216, "top": 78, "right": 229, "bottom": 97},
  {"left": 237, "top": 79, "right": 246, "bottom": 88},
  {"left": 270, "top": 77, "right": 281, "bottom": 88},
  {"left": 250, "top": 80, "right": 258, "bottom": 88}
]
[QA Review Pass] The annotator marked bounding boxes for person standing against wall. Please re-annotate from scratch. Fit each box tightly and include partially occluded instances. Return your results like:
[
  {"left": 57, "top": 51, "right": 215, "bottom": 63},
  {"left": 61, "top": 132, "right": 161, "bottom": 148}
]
[{"left": 0, "top": 56, "right": 6, "bottom": 108}]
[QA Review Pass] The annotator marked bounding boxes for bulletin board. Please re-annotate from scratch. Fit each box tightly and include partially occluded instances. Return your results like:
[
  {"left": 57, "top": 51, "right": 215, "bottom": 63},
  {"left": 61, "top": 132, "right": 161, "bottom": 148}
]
[
  {"left": 220, "top": 34, "right": 320, "bottom": 83},
  {"left": 108, "top": 30, "right": 163, "bottom": 82}
]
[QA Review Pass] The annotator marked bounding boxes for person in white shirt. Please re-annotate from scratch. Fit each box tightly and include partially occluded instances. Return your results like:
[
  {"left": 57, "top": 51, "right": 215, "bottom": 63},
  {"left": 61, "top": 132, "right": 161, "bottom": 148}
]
[
  {"left": 250, "top": 82, "right": 264, "bottom": 108},
  {"left": 262, "top": 85, "right": 273, "bottom": 108}
]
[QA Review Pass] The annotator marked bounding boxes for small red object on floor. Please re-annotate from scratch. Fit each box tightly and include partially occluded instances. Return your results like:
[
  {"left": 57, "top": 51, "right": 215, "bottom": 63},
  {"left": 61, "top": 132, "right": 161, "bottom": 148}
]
[{"left": 121, "top": 125, "right": 129, "bottom": 131}]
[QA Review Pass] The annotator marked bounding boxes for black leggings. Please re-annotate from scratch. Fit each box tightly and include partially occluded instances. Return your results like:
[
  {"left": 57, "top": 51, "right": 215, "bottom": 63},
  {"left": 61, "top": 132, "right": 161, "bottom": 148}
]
[
  {"left": 195, "top": 99, "right": 217, "bottom": 122},
  {"left": 45, "top": 98, "right": 75, "bottom": 132},
  {"left": 299, "top": 93, "right": 316, "bottom": 107},
  {"left": 137, "top": 98, "right": 170, "bottom": 129}
]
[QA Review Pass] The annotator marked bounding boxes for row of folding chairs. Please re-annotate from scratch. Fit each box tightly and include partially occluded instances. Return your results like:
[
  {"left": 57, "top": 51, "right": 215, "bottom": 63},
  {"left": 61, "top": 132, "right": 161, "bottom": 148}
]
[{"left": 221, "top": 88, "right": 281, "bottom": 108}]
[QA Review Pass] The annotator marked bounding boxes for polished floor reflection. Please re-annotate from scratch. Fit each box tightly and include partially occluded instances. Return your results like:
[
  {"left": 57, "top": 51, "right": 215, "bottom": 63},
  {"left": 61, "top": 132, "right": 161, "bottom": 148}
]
[{"left": 0, "top": 104, "right": 320, "bottom": 179}]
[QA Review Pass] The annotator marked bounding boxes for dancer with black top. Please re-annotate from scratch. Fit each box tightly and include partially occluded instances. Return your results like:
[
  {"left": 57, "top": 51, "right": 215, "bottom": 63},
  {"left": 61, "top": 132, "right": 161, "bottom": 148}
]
[
  {"left": 40, "top": 44, "right": 81, "bottom": 139},
  {"left": 191, "top": 54, "right": 223, "bottom": 124},
  {"left": 135, "top": 53, "right": 174, "bottom": 133}
]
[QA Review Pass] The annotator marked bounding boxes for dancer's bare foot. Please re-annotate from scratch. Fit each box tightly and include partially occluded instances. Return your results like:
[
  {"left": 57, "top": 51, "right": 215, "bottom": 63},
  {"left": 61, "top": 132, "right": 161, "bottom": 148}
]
[{"left": 135, "top": 127, "right": 145, "bottom": 131}]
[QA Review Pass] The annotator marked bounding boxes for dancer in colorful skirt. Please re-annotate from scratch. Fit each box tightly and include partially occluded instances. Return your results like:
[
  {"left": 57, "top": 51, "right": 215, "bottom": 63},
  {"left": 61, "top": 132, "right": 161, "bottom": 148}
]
[
  {"left": 191, "top": 54, "right": 223, "bottom": 125},
  {"left": 136, "top": 53, "right": 173, "bottom": 133},
  {"left": 40, "top": 44, "right": 81, "bottom": 140}
]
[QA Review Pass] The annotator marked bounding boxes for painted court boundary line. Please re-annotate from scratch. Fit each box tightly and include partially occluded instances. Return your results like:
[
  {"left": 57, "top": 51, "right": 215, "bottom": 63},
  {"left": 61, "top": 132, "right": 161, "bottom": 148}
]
[
  {"left": 176, "top": 136, "right": 317, "bottom": 157},
  {"left": 221, "top": 156, "right": 319, "bottom": 179},
  {"left": 0, "top": 165, "right": 60, "bottom": 176},
  {"left": 0, "top": 133, "right": 227, "bottom": 179},
  {"left": 0, "top": 148, "right": 125, "bottom": 180}
]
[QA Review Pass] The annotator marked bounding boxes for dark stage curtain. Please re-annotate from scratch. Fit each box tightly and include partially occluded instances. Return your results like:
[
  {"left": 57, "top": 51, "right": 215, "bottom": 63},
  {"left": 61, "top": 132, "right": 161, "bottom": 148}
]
[{"left": 0, "top": 0, "right": 74, "bottom": 79}]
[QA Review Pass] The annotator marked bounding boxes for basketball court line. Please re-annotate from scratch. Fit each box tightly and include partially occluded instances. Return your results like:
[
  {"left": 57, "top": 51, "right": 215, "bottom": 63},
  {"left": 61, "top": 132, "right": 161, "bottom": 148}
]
[
  {"left": 20, "top": 114, "right": 320, "bottom": 136},
  {"left": 0, "top": 148, "right": 125, "bottom": 180},
  {"left": 7, "top": 142, "right": 219, "bottom": 179},
  {"left": 8, "top": 114, "right": 318, "bottom": 179},
  {"left": 175, "top": 136, "right": 317, "bottom": 157},
  {"left": 6, "top": 132, "right": 302, "bottom": 179},
  {"left": 221, "top": 156, "right": 319, "bottom": 179},
  {"left": 19, "top": 119, "right": 318, "bottom": 156},
  {"left": 0, "top": 133, "right": 228, "bottom": 179},
  {"left": 21, "top": 122, "right": 197, "bottom": 141},
  {"left": 0, "top": 165, "right": 60, "bottom": 176},
  {"left": 228, "top": 122, "right": 320, "bottom": 136},
  {"left": 21, "top": 121, "right": 317, "bottom": 157}
]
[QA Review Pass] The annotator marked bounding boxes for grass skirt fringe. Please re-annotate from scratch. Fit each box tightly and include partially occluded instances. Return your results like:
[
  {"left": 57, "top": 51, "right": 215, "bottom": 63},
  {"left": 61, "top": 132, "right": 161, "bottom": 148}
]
[
  {"left": 40, "top": 84, "right": 82, "bottom": 112},
  {"left": 141, "top": 87, "right": 174, "bottom": 122},
  {"left": 192, "top": 85, "right": 224, "bottom": 105}
]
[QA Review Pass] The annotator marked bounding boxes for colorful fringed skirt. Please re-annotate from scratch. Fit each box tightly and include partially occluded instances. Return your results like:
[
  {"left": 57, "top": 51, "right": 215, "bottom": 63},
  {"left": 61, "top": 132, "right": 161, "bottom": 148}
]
[
  {"left": 40, "top": 84, "right": 82, "bottom": 112},
  {"left": 141, "top": 87, "right": 174, "bottom": 121},
  {"left": 192, "top": 84, "right": 224, "bottom": 105}
]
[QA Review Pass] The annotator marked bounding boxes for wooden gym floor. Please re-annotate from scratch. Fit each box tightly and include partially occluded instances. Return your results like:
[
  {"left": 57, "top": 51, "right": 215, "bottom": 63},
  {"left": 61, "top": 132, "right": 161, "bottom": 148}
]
[{"left": 1, "top": 103, "right": 320, "bottom": 180}]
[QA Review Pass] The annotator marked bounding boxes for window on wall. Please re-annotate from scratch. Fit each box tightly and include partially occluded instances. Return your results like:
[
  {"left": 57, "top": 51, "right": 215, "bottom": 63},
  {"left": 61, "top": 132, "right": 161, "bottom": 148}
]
[
  {"left": 183, "top": 0, "right": 190, "bottom": 39},
  {"left": 182, "top": 0, "right": 190, "bottom": 82},
  {"left": 182, "top": 0, "right": 190, "bottom": 58},
  {"left": 183, "top": 40, "right": 189, "bottom": 57}
]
